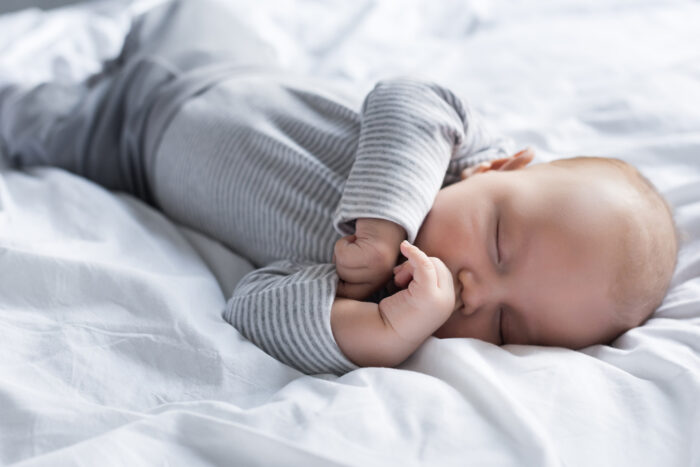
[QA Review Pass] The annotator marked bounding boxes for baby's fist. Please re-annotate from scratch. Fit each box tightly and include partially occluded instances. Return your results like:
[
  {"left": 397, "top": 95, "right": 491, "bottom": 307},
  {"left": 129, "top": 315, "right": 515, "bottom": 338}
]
[{"left": 333, "top": 218, "right": 405, "bottom": 300}]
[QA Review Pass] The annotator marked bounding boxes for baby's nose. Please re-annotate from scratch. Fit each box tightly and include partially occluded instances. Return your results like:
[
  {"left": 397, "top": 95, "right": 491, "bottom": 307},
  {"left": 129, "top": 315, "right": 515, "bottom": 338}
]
[{"left": 457, "top": 269, "right": 483, "bottom": 315}]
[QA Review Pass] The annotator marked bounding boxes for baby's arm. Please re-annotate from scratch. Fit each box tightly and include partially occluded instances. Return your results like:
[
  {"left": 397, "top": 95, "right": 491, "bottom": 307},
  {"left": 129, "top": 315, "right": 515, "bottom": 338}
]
[
  {"left": 332, "top": 78, "right": 499, "bottom": 300},
  {"left": 225, "top": 260, "right": 359, "bottom": 375},
  {"left": 225, "top": 243, "right": 452, "bottom": 373},
  {"left": 330, "top": 298, "right": 407, "bottom": 367},
  {"left": 334, "top": 78, "right": 470, "bottom": 244},
  {"left": 331, "top": 241, "right": 455, "bottom": 367},
  {"left": 334, "top": 77, "right": 511, "bottom": 243}
]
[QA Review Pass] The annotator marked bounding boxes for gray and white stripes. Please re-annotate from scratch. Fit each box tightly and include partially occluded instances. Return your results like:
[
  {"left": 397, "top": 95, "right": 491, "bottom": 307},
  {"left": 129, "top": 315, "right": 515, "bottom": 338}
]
[
  {"left": 224, "top": 262, "right": 352, "bottom": 375},
  {"left": 0, "top": 0, "right": 508, "bottom": 376},
  {"left": 151, "top": 73, "right": 510, "bottom": 375},
  {"left": 334, "top": 79, "right": 467, "bottom": 243}
]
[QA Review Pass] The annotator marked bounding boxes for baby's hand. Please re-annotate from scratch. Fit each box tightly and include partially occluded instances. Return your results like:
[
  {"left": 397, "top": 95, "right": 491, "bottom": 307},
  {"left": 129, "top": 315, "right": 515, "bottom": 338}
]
[
  {"left": 378, "top": 241, "right": 455, "bottom": 345},
  {"left": 333, "top": 218, "right": 406, "bottom": 300}
]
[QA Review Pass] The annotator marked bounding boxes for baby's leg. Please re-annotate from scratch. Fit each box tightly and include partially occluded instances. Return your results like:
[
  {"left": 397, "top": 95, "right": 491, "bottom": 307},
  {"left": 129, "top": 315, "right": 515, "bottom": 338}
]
[{"left": 0, "top": 0, "right": 275, "bottom": 201}]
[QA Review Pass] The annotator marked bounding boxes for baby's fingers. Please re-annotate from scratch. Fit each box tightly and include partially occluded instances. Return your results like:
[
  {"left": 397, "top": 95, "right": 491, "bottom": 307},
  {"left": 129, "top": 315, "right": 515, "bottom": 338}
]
[
  {"left": 399, "top": 241, "right": 439, "bottom": 288},
  {"left": 393, "top": 262, "right": 413, "bottom": 288}
]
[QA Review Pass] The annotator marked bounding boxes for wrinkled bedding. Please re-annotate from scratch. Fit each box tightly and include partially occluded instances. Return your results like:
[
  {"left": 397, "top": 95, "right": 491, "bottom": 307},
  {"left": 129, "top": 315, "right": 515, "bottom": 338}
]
[{"left": 1, "top": 0, "right": 699, "bottom": 465}]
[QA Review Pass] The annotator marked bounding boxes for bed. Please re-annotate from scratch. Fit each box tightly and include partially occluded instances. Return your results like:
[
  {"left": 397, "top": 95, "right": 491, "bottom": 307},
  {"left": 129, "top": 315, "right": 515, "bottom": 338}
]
[{"left": 1, "top": 0, "right": 698, "bottom": 465}]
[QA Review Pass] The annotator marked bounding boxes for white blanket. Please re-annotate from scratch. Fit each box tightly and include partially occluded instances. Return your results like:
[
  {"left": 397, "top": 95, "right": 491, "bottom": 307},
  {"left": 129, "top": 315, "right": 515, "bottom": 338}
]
[{"left": 1, "top": 1, "right": 699, "bottom": 465}]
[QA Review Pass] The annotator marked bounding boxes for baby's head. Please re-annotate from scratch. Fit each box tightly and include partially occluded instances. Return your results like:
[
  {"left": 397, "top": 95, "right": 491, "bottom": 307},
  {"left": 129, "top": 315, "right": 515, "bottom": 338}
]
[{"left": 415, "top": 150, "right": 678, "bottom": 348}]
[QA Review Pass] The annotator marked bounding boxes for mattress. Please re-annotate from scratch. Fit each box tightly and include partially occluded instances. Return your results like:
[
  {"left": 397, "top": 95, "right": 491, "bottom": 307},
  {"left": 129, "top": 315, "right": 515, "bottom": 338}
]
[{"left": 1, "top": 0, "right": 699, "bottom": 465}]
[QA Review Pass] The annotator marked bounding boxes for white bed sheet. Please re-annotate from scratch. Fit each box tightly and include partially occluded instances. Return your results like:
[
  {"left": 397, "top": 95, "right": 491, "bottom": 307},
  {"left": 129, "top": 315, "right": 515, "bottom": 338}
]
[{"left": 1, "top": 0, "right": 699, "bottom": 465}]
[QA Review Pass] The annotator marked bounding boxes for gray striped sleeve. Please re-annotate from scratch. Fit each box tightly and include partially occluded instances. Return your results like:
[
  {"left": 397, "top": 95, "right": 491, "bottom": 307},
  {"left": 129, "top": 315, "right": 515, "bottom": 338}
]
[
  {"left": 333, "top": 77, "right": 512, "bottom": 242},
  {"left": 436, "top": 85, "right": 513, "bottom": 187},
  {"left": 223, "top": 260, "right": 359, "bottom": 376},
  {"left": 333, "top": 78, "right": 456, "bottom": 243}
]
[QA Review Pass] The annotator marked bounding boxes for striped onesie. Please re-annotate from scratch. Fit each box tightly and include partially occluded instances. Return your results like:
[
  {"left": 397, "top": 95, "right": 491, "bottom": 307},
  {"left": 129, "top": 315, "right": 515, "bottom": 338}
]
[{"left": 0, "top": 1, "right": 509, "bottom": 375}]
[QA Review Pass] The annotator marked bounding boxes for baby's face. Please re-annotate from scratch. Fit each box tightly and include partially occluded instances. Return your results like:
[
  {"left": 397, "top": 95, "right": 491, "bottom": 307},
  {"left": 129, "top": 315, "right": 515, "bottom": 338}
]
[{"left": 415, "top": 161, "right": 627, "bottom": 349}]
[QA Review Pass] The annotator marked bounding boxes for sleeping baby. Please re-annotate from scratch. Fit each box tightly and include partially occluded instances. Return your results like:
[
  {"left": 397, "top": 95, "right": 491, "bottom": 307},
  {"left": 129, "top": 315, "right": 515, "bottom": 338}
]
[
  {"left": 0, "top": 0, "right": 678, "bottom": 375},
  {"left": 333, "top": 151, "right": 678, "bottom": 368}
]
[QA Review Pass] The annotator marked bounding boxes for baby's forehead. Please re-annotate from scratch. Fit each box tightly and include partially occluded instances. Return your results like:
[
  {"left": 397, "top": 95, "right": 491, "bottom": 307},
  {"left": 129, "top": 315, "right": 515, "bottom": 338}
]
[
  {"left": 508, "top": 165, "right": 636, "bottom": 281},
  {"left": 522, "top": 161, "right": 667, "bottom": 307},
  {"left": 516, "top": 163, "right": 633, "bottom": 230}
]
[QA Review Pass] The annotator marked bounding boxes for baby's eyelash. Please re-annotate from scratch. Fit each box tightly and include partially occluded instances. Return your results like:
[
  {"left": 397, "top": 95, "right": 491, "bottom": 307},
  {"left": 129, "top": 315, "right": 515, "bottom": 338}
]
[{"left": 496, "top": 217, "right": 501, "bottom": 264}]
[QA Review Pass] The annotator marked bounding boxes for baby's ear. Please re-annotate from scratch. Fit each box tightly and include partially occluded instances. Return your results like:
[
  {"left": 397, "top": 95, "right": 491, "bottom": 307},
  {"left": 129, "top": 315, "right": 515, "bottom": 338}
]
[
  {"left": 460, "top": 161, "right": 492, "bottom": 180},
  {"left": 460, "top": 148, "right": 535, "bottom": 180},
  {"left": 497, "top": 148, "right": 535, "bottom": 171}
]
